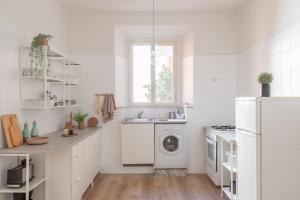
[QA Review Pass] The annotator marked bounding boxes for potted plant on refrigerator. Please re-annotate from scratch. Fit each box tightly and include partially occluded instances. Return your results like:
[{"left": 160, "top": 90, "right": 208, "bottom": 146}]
[
  {"left": 29, "top": 33, "right": 53, "bottom": 73},
  {"left": 257, "top": 72, "right": 273, "bottom": 97},
  {"left": 73, "top": 111, "right": 88, "bottom": 129}
]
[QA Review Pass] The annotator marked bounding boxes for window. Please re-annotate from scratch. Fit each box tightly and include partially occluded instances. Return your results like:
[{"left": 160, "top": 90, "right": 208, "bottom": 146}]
[{"left": 130, "top": 44, "right": 176, "bottom": 106}]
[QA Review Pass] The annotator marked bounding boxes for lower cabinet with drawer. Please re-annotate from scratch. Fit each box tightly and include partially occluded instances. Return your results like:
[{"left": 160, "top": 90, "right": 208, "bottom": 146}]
[
  {"left": 47, "top": 129, "right": 102, "bottom": 200},
  {"left": 72, "top": 131, "right": 102, "bottom": 200}
]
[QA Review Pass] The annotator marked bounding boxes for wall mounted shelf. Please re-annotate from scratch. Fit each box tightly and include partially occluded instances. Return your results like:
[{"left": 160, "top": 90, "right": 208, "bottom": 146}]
[{"left": 20, "top": 45, "right": 81, "bottom": 110}]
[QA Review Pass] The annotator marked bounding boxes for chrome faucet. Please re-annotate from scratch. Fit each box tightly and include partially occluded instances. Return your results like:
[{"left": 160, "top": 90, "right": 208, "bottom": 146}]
[{"left": 137, "top": 111, "right": 144, "bottom": 119}]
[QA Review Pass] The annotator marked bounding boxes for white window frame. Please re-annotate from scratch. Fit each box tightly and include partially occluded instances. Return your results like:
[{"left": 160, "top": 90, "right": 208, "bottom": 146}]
[{"left": 129, "top": 41, "right": 177, "bottom": 107}]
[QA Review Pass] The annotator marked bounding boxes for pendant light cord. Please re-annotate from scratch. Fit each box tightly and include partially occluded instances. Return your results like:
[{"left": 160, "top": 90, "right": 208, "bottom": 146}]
[{"left": 152, "top": 0, "right": 155, "bottom": 51}]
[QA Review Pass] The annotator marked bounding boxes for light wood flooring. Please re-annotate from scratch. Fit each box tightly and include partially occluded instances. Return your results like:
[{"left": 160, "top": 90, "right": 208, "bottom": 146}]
[{"left": 83, "top": 174, "right": 222, "bottom": 200}]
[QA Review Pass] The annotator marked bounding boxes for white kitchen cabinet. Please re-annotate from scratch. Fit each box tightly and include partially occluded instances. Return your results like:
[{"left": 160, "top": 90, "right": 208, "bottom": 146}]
[
  {"left": 72, "top": 141, "right": 83, "bottom": 200},
  {"left": 121, "top": 124, "right": 154, "bottom": 165},
  {"left": 0, "top": 128, "right": 101, "bottom": 200},
  {"left": 71, "top": 131, "right": 102, "bottom": 200}
]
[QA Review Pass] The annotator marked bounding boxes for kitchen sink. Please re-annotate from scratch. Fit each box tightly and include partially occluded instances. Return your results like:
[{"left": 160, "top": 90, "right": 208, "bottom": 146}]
[
  {"left": 122, "top": 118, "right": 154, "bottom": 124},
  {"left": 122, "top": 118, "right": 186, "bottom": 124}
]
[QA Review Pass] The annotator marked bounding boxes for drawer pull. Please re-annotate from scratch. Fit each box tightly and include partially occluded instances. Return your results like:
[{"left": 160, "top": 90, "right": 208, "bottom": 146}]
[{"left": 76, "top": 154, "right": 81, "bottom": 158}]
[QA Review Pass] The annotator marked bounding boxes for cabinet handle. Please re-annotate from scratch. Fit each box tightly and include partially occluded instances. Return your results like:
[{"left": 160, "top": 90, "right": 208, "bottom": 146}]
[
  {"left": 76, "top": 154, "right": 81, "bottom": 158},
  {"left": 76, "top": 177, "right": 81, "bottom": 182}
]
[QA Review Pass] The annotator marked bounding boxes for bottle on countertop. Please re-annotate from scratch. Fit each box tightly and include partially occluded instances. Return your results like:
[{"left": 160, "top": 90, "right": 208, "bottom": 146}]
[
  {"left": 31, "top": 121, "right": 39, "bottom": 137},
  {"left": 22, "top": 122, "right": 30, "bottom": 141}
]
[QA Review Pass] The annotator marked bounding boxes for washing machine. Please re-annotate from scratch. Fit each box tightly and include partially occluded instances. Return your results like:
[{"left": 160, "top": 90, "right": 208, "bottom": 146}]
[{"left": 155, "top": 123, "right": 187, "bottom": 169}]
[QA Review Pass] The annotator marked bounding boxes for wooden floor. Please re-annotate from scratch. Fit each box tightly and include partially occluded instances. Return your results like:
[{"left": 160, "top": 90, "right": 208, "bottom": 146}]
[{"left": 83, "top": 174, "right": 222, "bottom": 200}]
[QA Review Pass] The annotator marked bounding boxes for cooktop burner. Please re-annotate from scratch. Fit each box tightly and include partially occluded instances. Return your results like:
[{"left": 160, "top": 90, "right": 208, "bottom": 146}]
[{"left": 211, "top": 125, "right": 235, "bottom": 131}]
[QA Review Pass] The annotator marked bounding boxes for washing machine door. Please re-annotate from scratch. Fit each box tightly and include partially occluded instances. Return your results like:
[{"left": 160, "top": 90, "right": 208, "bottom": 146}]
[{"left": 160, "top": 134, "right": 183, "bottom": 155}]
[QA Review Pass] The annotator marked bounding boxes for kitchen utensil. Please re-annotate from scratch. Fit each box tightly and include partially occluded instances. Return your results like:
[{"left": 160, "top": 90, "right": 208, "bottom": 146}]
[
  {"left": 1, "top": 114, "right": 23, "bottom": 148},
  {"left": 26, "top": 137, "right": 48, "bottom": 145},
  {"left": 7, "top": 159, "right": 34, "bottom": 188},
  {"left": 88, "top": 117, "right": 98, "bottom": 127},
  {"left": 9, "top": 126, "right": 23, "bottom": 147},
  {"left": 1, "top": 115, "right": 14, "bottom": 148}
]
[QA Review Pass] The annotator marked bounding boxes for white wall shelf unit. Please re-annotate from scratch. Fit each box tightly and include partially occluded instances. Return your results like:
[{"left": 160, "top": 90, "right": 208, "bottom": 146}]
[
  {"left": 65, "top": 58, "right": 81, "bottom": 108},
  {"left": 221, "top": 139, "right": 237, "bottom": 200},
  {"left": 20, "top": 45, "right": 81, "bottom": 109}
]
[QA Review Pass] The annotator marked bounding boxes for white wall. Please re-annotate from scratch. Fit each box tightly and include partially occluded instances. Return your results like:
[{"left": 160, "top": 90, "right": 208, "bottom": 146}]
[
  {"left": 0, "top": 0, "right": 69, "bottom": 145},
  {"left": 0, "top": 0, "right": 69, "bottom": 198},
  {"left": 237, "top": 0, "right": 300, "bottom": 96},
  {"left": 187, "top": 55, "right": 236, "bottom": 172},
  {"left": 114, "top": 27, "right": 129, "bottom": 107},
  {"left": 69, "top": 12, "right": 237, "bottom": 55},
  {"left": 181, "top": 31, "right": 194, "bottom": 106},
  {"left": 69, "top": 11, "right": 237, "bottom": 173}
]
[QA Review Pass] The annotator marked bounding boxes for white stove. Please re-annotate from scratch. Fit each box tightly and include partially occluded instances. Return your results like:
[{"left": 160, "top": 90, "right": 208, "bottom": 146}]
[{"left": 205, "top": 125, "right": 235, "bottom": 186}]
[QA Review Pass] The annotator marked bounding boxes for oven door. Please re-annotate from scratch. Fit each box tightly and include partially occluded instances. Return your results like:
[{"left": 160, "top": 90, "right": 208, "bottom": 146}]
[{"left": 205, "top": 136, "right": 217, "bottom": 172}]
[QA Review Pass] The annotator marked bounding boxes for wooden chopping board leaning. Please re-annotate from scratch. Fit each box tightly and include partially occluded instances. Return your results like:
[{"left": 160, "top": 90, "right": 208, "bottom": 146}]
[{"left": 1, "top": 114, "right": 23, "bottom": 148}]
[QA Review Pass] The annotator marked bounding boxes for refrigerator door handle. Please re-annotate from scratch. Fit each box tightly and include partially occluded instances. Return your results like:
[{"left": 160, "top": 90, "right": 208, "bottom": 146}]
[{"left": 237, "top": 128, "right": 256, "bottom": 136}]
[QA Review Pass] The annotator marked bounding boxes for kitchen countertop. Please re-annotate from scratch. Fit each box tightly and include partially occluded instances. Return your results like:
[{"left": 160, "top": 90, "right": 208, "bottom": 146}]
[
  {"left": 0, "top": 127, "right": 102, "bottom": 154},
  {"left": 122, "top": 118, "right": 187, "bottom": 124}
]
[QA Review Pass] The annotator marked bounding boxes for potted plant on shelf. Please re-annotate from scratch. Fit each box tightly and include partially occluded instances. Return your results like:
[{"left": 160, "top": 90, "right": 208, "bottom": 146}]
[
  {"left": 257, "top": 72, "right": 273, "bottom": 97},
  {"left": 29, "top": 33, "right": 53, "bottom": 73},
  {"left": 73, "top": 111, "right": 88, "bottom": 129}
]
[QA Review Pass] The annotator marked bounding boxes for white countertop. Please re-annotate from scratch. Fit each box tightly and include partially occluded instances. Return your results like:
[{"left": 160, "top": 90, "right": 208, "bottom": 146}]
[
  {"left": 122, "top": 118, "right": 187, "bottom": 124},
  {"left": 0, "top": 127, "right": 102, "bottom": 154}
]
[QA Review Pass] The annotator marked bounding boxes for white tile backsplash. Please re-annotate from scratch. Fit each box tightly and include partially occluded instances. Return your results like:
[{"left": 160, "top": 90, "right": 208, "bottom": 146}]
[
  {"left": 243, "top": 22, "right": 300, "bottom": 97},
  {"left": 291, "top": 25, "right": 300, "bottom": 48}
]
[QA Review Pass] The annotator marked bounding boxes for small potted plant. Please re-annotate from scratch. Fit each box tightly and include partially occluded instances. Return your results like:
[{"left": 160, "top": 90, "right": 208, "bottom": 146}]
[
  {"left": 257, "top": 72, "right": 273, "bottom": 97},
  {"left": 29, "top": 33, "right": 53, "bottom": 71},
  {"left": 73, "top": 111, "right": 88, "bottom": 129}
]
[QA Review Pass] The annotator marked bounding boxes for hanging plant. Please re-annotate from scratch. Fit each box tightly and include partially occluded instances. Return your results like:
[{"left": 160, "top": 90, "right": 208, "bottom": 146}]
[{"left": 29, "top": 33, "right": 53, "bottom": 71}]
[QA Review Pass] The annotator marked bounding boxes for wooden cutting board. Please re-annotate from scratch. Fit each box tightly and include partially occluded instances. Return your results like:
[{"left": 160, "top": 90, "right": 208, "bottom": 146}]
[{"left": 1, "top": 114, "right": 23, "bottom": 148}]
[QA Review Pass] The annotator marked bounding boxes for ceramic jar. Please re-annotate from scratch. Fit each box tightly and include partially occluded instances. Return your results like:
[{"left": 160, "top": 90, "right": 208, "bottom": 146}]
[{"left": 31, "top": 121, "right": 39, "bottom": 137}]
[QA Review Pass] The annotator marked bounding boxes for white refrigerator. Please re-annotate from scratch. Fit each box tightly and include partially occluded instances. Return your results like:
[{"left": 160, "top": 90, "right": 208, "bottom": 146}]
[{"left": 236, "top": 97, "right": 300, "bottom": 200}]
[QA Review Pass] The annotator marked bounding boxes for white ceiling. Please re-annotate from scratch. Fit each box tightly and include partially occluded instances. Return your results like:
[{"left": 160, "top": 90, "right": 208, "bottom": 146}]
[{"left": 57, "top": 0, "right": 247, "bottom": 12}]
